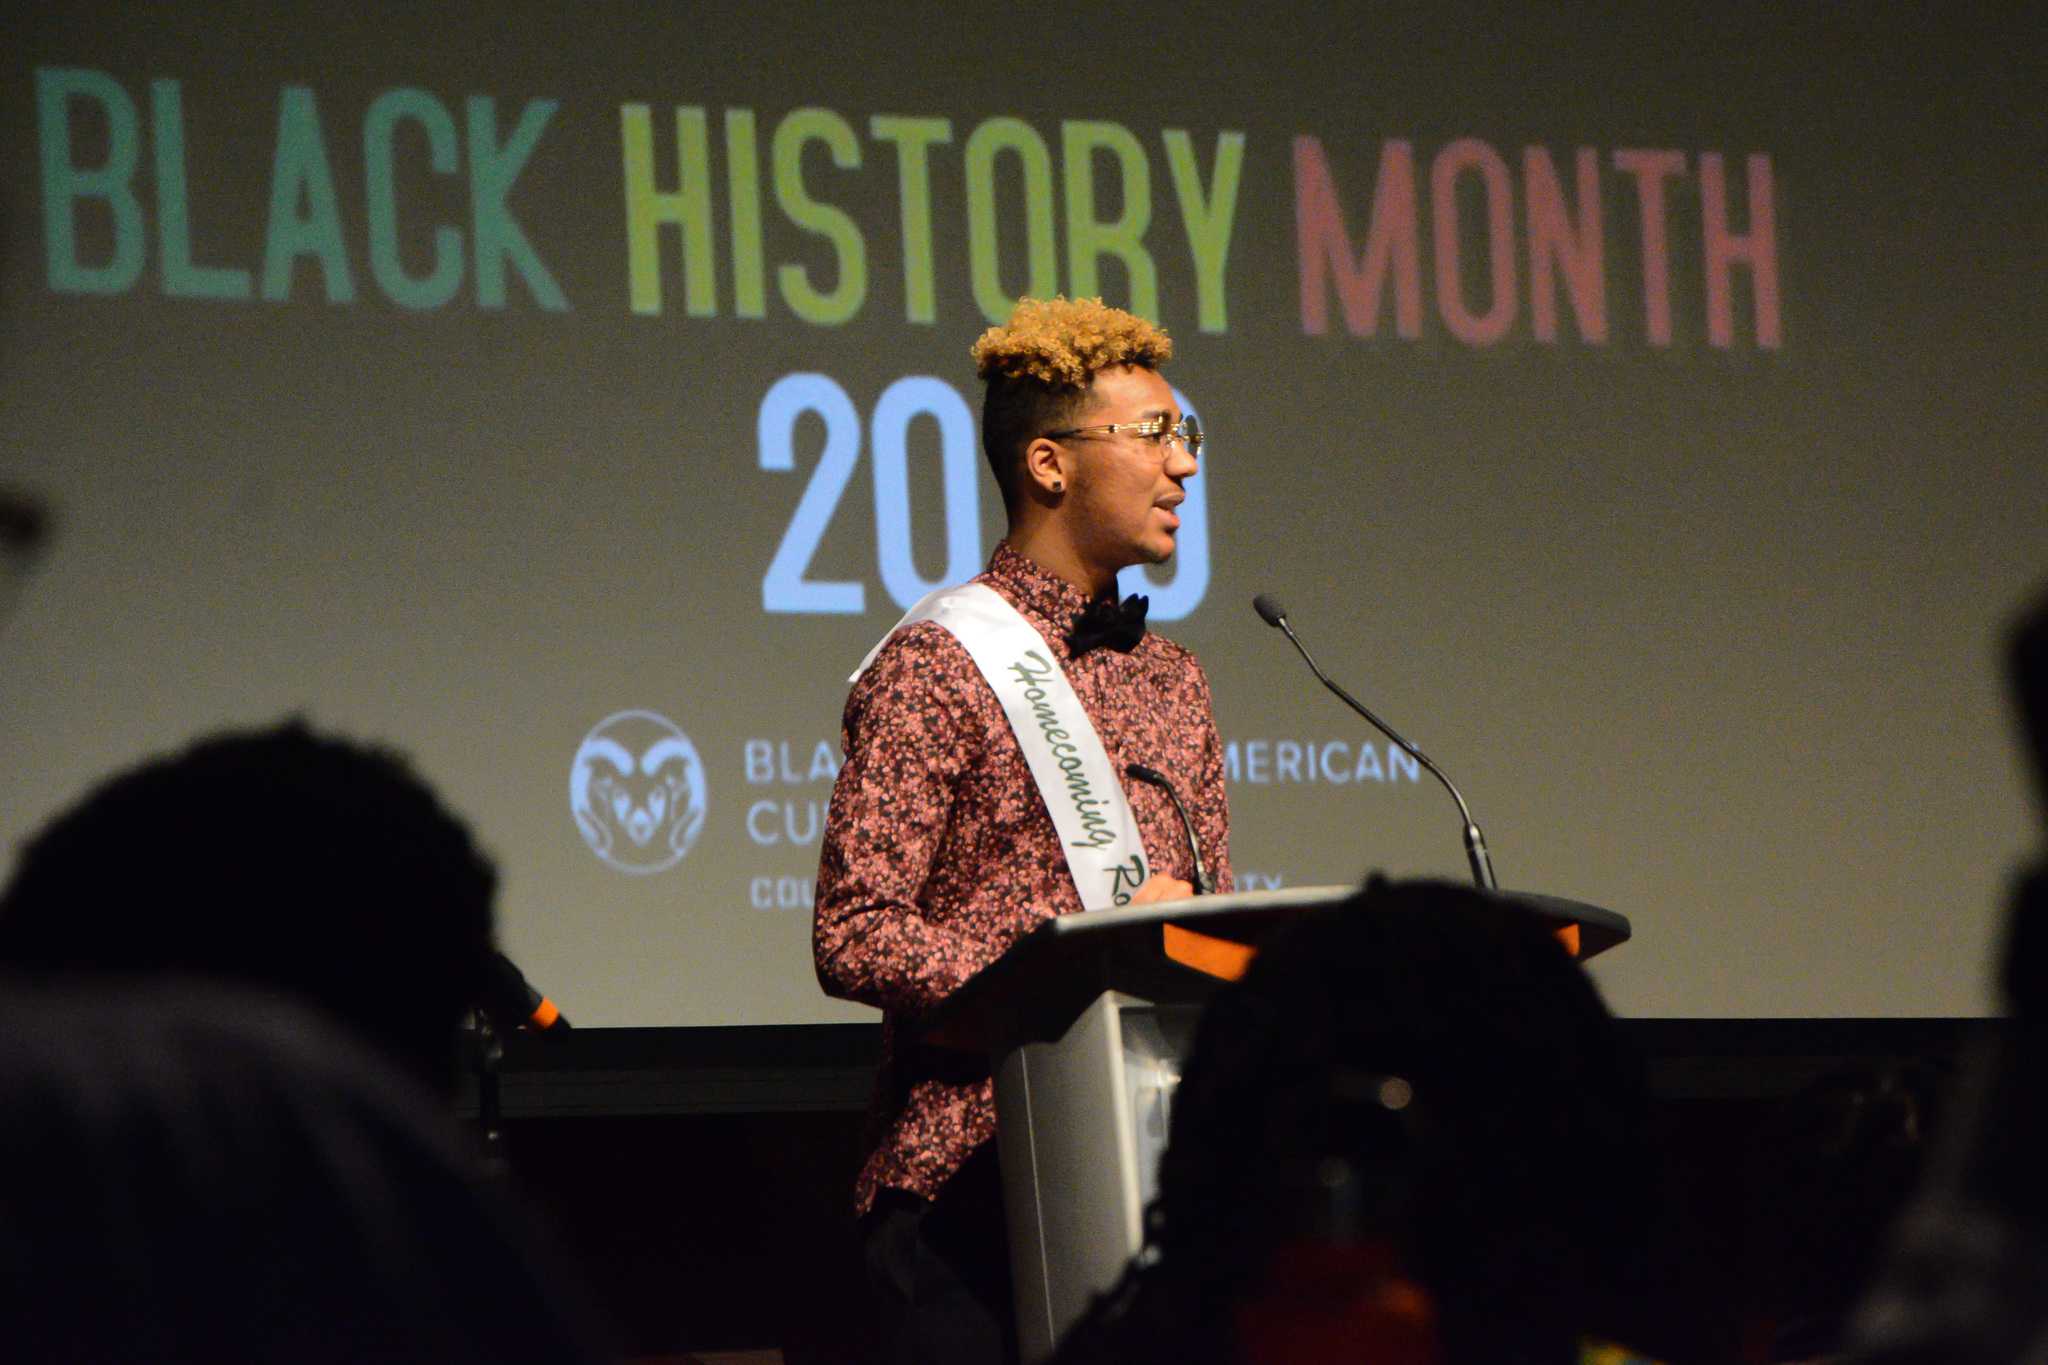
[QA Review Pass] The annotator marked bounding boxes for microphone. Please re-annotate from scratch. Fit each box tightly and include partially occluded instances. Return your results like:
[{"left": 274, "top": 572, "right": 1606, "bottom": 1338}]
[
  {"left": 1252, "top": 594, "right": 1497, "bottom": 891},
  {"left": 481, "top": 951, "right": 571, "bottom": 1033},
  {"left": 1125, "top": 762, "right": 1214, "bottom": 894}
]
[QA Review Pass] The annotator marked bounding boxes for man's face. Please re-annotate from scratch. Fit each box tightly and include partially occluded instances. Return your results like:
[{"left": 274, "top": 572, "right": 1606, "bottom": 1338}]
[{"left": 1060, "top": 365, "right": 1198, "bottom": 573}]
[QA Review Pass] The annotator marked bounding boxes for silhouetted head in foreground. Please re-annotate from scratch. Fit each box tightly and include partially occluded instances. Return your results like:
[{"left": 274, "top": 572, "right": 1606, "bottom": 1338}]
[
  {"left": 1054, "top": 877, "right": 1649, "bottom": 1365},
  {"left": 0, "top": 719, "right": 496, "bottom": 1091},
  {"left": 0, "top": 981, "right": 602, "bottom": 1364}
]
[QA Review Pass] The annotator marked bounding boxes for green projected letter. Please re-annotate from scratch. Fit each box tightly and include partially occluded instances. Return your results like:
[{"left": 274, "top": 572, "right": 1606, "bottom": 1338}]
[
  {"left": 467, "top": 96, "right": 566, "bottom": 311},
  {"left": 1062, "top": 120, "right": 1155, "bottom": 321},
  {"left": 152, "top": 80, "right": 251, "bottom": 299},
  {"left": 772, "top": 108, "right": 868, "bottom": 326},
  {"left": 1165, "top": 129, "right": 1245, "bottom": 334},
  {"left": 36, "top": 66, "right": 144, "bottom": 295},
  {"left": 870, "top": 115, "right": 952, "bottom": 324},
  {"left": 726, "top": 109, "right": 766, "bottom": 318},
  {"left": 965, "top": 117, "right": 1057, "bottom": 323},
  {"left": 620, "top": 104, "right": 716, "bottom": 317},
  {"left": 261, "top": 86, "right": 355, "bottom": 303},
  {"left": 365, "top": 88, "right": 464, "bottom": 310}
]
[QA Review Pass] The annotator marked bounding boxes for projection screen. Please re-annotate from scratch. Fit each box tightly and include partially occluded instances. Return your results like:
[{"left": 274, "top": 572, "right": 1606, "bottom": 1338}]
[{"left": 2, "top": 2, "right": 2041, "bottom": 1025}]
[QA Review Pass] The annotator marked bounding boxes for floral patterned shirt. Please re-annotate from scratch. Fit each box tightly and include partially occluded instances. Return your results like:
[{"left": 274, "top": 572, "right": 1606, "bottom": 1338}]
[{"left": 814, "top": 541, "right": 1232, "bottom": 1214}]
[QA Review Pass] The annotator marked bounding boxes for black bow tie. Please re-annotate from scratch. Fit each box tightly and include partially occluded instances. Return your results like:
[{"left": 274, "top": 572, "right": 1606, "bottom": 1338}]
[{"left": 1067, "top": 593, "right": 1149, "bottom": 656}]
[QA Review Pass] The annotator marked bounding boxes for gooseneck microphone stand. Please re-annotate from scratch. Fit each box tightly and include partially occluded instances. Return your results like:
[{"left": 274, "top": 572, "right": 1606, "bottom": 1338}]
[
  {"left": 1125, "top": 762, "right": 1214, "bottom": 894},
  {"left": 1252, "top": 594, "right": 1497, "bottom": 891}
]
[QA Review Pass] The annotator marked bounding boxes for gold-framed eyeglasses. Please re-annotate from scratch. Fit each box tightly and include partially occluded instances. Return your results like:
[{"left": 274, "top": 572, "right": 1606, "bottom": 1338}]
[{"left": 1046, "top": 412, "right": 1203, "bottom": 457}]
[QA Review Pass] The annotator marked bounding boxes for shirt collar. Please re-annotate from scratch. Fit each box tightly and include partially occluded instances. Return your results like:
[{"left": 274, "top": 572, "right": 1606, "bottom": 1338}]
[{"left": 985, "top": 540, "right": 1095, "bottom": 642}]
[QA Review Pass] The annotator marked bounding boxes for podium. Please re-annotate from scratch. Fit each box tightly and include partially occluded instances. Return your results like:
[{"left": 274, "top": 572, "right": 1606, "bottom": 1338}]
[{"left": 922, "top": 883, "right": 1631, "bottom": 1363}]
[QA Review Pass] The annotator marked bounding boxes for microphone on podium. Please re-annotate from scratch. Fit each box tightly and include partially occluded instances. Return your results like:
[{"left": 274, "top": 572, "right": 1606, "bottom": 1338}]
[
  {"left": 481, "top": 951, "right": 571, "bottom": 1033},
  {"left": 1252, "top": 594, "right": 1497, "bottom": 891},
  {"left": 1125, "top": 762, "right": 1214, "bottom": 895}
]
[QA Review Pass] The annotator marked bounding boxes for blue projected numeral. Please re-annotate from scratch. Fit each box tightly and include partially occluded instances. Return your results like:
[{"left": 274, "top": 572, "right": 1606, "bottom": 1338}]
[
  {"left": 759, "top": 373, "right": 865, "bottom": 615},
  {"left": 758, "top": 371, "right": 1211, "bottom": 620},
  {"left": 1118, "top": 387, "right": 1208, "bottom": 622},
  {"left": 872, "top": 376, "right": 980, "bottom": 607}
]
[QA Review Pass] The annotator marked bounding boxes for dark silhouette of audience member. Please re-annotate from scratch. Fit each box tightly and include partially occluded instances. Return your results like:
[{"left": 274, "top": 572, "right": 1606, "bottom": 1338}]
[
  {"left": 1845, "top": 586, "right": 2048, "bottom": 1364},
  {"left": 1050, "top": 877, "right": 1651, "bottom": 1365},
  {"left": 0, "top": 719, "right": 496, "bottom": 1092},
  {"left": 1742, "top": 1064, "right": 1942, "bottom": 1361},
  {"left": 0, "top": 980, "right": 605, "bottom": 1364}
]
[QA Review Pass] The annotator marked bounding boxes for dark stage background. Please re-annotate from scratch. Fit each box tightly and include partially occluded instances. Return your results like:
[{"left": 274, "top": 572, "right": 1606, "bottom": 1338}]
[
  {"left": 481, "top": 1018, "right": 1988, "bottom": 1361},
  {"left": 3, "top": 4, "right": 2043, "bottom": 1025}
]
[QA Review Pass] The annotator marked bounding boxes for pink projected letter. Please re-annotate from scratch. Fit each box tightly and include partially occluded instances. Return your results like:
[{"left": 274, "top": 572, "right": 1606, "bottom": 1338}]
[
  {"left": 1294, "top": 136, "right": 1422, "bottom": 338},
  {"left": 1524, "top": 146, "right": 1606, "bottom": 343},
  {"left": 1700, "top": 152, "right": 1782, "bottom": 349},
  {"left": 1430, "top": 138, "right": 1517, "bottom": 346},
  {"left": 1613, "top": 149, "right": 1686, "bottom": 346}
]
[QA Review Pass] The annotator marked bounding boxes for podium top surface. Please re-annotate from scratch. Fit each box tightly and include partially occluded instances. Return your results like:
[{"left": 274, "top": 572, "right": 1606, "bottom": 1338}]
[{"left": 922, "top": 883, "right": 1631, "bottom": 1053}]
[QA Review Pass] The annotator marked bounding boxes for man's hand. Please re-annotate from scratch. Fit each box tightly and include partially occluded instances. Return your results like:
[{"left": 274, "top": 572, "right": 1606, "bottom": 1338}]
[{"left": 1129, "top": 873, "right": 1194, "bottom": 906}]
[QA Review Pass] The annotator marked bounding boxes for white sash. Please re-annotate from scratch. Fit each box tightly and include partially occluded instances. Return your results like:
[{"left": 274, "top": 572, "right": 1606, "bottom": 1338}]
[{"left": 851, "top": 583, "right": 1151, "bottom": 909}]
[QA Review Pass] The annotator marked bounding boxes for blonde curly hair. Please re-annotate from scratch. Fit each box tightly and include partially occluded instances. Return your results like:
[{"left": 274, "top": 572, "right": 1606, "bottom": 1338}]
[
  {"left": 971, "top": 296, "right": 1172, "bottom": 389},
  {"left": 973, "top": 297, "right": 1174, "bottom": 513}
]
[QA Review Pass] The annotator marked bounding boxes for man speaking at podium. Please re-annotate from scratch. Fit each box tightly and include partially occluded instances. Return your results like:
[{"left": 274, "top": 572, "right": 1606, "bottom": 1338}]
[{"left": 814, "top": 296, "right": 1233, "bottom": 1362}]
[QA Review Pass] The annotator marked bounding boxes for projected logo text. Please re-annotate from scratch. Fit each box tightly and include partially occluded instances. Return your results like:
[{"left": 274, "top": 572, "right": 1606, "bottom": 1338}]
[
  {"left": 1225, "top": 739, "right": 1422, "bottom": 786},
  {"left": 570, "top": 710, "right": 708, "bottom": 875},
  {"left": 744, "top": 736, "right": 839, "bottom": 910}
]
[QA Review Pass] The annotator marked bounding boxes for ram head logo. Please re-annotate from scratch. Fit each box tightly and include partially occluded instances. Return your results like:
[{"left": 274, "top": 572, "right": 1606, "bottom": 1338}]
[{"left": 569, "top": 710, "right": 707, "bottom": 874}]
